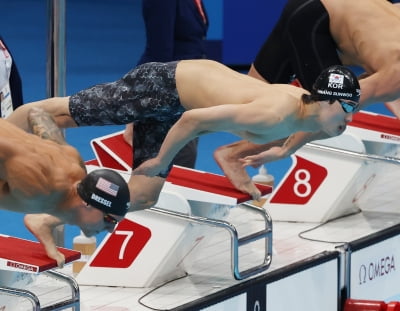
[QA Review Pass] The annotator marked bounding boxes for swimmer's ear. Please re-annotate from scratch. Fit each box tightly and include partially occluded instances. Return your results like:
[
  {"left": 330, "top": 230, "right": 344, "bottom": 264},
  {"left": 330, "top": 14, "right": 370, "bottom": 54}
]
[
  {"left": 79, "top": 198, "right": 91, "bottom": 209},
  {"left": 83, "top": 202, "right": 92, "bottom": 209}
]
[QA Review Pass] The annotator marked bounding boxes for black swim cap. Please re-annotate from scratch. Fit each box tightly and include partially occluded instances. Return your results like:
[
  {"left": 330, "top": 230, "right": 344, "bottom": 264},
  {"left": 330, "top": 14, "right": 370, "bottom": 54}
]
[
  {"left": 312, "top": 65, "right": 361, "bottom": 103},
  {"left": 77, "top": 169, "right": 130, "bottom": 216}
]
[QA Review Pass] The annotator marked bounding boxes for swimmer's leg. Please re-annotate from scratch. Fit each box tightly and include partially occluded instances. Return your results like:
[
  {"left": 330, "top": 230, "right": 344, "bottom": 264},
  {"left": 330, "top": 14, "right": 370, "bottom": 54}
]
[
  {"left": 127, "top": 174, "right": 165, "bottom": 211},
  {"left": 123, "top": 123, "right": 134, "bottom": 146},
  {"left": 213, "top": 139, "right": 285, "bottom": 198},
  {"left": 384, "top": 98, "right": 400, "bottom": 120},
  {"left": 27, "top": 107, "right": 67, "bottom": 145}
]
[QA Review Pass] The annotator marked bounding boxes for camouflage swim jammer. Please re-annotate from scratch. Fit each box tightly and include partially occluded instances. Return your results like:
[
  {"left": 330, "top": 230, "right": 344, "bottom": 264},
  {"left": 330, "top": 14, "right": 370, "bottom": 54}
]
[{"left": 69, "top": 61, "right": 185, "bottom": 177}]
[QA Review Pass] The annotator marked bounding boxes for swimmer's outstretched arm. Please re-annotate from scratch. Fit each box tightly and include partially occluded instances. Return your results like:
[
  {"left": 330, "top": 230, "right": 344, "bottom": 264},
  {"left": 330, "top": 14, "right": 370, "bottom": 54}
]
[
  {"left": 240, "top": 131, "right": 329, "bottom": 168},
  {"left": 7, "top": 97, "right": 76, "bottom": 131},
  {"left": 28, "top": 107, "right": 67, "bottom": 145},
  {"left": 26, "top": 107, "right": 87, "bottom": 170},
  {"left": 359, "top": 71, "right": 400, "bottom": 108},
  {"left": 133, "top": 104, "right": 268, "bottom": 176},
  {"left": 24, "top": 214, "right": 66, "bottom": 268}
]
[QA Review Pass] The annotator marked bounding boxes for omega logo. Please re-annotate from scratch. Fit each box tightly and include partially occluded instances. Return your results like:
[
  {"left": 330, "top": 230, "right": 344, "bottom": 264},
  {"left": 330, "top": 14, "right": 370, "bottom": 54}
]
[
  {"left": 359, "top": 255, "right": 396, "bottom": 285},
  {"left": 253, "top": 300, "right": 260, "bottom": 311}
]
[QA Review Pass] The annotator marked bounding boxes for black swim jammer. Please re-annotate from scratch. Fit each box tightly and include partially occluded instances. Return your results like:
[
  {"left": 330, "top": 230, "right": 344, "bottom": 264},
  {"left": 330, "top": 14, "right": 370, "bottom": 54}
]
[{"left": 253, "top": 0, "right": 341, "bottom": 91}]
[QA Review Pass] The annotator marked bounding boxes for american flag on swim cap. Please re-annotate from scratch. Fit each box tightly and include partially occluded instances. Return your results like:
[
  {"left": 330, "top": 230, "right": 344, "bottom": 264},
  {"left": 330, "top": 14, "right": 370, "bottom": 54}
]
[{"left": 96, "top": 177, "right": 119, "bottom": 197}]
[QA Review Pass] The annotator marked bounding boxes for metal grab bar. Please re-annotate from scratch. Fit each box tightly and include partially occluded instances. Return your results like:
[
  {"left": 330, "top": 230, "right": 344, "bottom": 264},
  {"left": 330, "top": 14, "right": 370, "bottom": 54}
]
[
  {"left": 150, "top": 202, "right": 273, "bottom": 280},
  {"left": 0, "top": 270, "right": 80, "bottom": 311},
  {"left": 305, "top": 143, "right": 400, "bottom": 165},
  {"left": 0, "top": 286, "right": 40, "bottom": 310},
  {"left": 43, "top": 270, "right": 80, "bottom": 311}
]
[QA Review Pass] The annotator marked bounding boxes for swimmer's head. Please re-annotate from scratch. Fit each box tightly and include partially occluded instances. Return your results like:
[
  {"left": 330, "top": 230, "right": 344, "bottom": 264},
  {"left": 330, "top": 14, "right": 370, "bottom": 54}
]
[
  {"left": 312, "top": 65, "right": 361, "bottom": 104},
  {"left": 77, "top": 169, "right": 130, "bottom": 216}
]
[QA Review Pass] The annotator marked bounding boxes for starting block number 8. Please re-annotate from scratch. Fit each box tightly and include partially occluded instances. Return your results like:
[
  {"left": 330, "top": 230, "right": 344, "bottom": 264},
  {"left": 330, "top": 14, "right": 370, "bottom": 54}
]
[
  {"left": 270, "top": 156, "right": 327, "bottom": 204},
  {"left": 294, "top": 169, "right": 312, "bottom": 198},
  {"left": 89, "top": 219, "right": 152, "bottom": 268}
]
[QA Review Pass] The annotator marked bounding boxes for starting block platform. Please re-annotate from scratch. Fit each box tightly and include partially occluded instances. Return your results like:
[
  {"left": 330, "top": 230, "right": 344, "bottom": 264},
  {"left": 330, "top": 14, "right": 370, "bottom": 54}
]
[
  {"left": 264, "top": 111, "right": 400, "bottom": 223},
  {"left": 80, "top": 131, "right": 273, "bottom": 288},
  {"left": 0, "top": 235, "right": 80, "bottom": 273},
  {"left": 77, "top": 165, "right": 273, "bottom": 287},
  {"left": 88, "top": 130, "right": 132, "bottom": 171},
  {"left": 63, "top": 111, "right": 400, "bottom": 309},
  {"left": 0, "top": 235, "right": 81, "bottom": 310},
  {"left": 163, "top": 165, "right": 269, "bottom": 205}
]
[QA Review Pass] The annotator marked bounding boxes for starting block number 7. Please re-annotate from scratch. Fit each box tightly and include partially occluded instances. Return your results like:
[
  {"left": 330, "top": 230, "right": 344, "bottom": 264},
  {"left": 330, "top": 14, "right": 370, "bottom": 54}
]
[
  {"left": 90, "top": 219, "right": 152, "bottom": 268},
  {"left": 115, "top": 230, "right": 134, "bottom": 260},
  {"left": 270, "top": 155, "right": 328, "bottom": 204}
]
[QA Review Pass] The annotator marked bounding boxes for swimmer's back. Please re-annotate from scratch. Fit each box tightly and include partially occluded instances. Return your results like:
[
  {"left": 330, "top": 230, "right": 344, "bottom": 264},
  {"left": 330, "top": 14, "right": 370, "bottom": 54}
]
[{"left": 175, "top": 59, "right": 305, "bottom": 110}]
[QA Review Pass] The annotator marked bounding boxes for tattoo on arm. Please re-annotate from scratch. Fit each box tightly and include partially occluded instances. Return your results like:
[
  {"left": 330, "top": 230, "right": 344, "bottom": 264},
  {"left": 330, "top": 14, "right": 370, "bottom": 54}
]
[
  {"left": 28, "top": 109, "right": 67, "bottom": 145},
  {"left": 28, "top": 107, "right": 87, "bottom": 170}
]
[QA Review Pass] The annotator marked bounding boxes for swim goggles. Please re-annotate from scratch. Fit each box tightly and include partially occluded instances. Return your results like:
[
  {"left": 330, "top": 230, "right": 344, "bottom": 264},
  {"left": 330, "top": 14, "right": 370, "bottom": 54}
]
[
  {"left": 103, "top": 213, "right": 118, "bottom": 225},
  {"left": 340, "top": 100, "right": 359, "bottom": 113}
]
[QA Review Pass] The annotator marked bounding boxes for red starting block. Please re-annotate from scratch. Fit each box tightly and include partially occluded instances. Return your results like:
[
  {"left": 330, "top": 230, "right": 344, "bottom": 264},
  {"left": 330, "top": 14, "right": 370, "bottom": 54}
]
[
  {"left": 87, "top": 131, "right": 272, "bottom": 205},
  {"left": 78, "top": 165, "right": 273, "bottom": 287},
  {"left": 79, "top": 131, "right": 274, "bottom": 287},
  {"left": 349, "top": 111, "right": 400, "bottom": 138},
  {"left": 0, "top": 235, "right": 81, "bottom": 310},
  {"left": 344, "top": 299, "right": 400, "bottom": 311},
  {"left": 90, "top": 130, "right": 132, "bottom": 171},
  {"left": 165, "top": 165, "right": 272, "bottom": 205},
  {"left": 264, "top": 111, "right": 400, "bottom": 223},
  {"left": 0, "top": 234, "right": 81, "bottom": 273}
]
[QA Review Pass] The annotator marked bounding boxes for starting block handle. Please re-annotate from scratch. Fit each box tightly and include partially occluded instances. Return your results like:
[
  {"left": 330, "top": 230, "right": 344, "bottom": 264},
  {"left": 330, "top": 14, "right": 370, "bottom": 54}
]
[
  {"left": 234, "top": 203, "right": 273, "bottom": 280},
  {"left": 0, "top": 270, "right": 80, "bottom": 310},
  {"left": 150, "top": 202, "right": 273, "bottom": 280},
  {"left": 43, "top": 270, "right": 80, "bottom": 310},
  {"left": 0, "top": 286, "right": 40, "bottom": 310},
  {"left": 306, "top": 143, "right": 400, "bottom": 165}
]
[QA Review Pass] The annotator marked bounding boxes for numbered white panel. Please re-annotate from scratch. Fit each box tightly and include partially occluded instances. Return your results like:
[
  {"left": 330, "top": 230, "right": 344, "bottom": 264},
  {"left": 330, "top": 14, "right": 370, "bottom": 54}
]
[
  {"left": 76, "top": 192, "right": 203, "bottom": 288},
  {"left": 265, "top": 134, "right": 367, "bottom": 222}
]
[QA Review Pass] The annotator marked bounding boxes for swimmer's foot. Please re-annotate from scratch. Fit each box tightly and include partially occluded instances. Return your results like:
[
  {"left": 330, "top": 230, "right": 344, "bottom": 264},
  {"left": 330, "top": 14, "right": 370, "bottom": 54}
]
[
  {"left": 123, "top": 123, "right": 133, "bottom": 146},
  {"left": 385, "top": 100, "right": 400, "bottom": 120},
  {"left": 237, "top": 178, "right": 262, "bottom": 201},
  {"left": 214, "top": 145, "right": 261, "bottom": 200}
]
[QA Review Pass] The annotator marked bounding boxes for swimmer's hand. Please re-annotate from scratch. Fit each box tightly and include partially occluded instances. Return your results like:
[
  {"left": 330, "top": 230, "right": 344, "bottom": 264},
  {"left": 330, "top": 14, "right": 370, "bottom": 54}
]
[
  {"left": 24, "top": 214, "right": 66, "bottom": 268},
  {"left": 240, "top": 146, "right": 286, "bottom": 168},
  {"left": 132, "top": 158, "right": 166, "bottom": 177}
]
